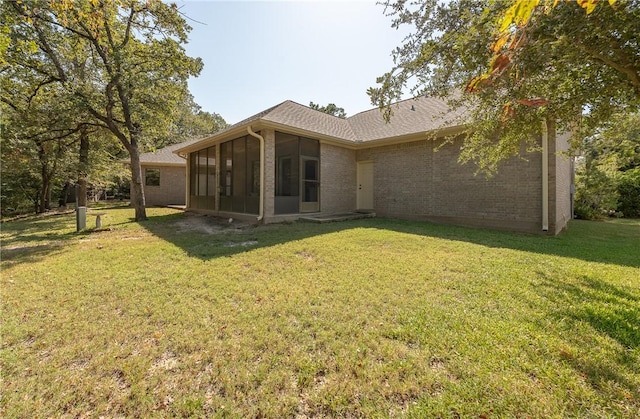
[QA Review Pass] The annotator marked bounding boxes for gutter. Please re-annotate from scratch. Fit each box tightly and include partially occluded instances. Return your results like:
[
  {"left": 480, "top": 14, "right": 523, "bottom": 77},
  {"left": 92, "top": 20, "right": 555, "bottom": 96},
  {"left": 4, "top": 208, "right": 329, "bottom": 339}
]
[
  {"left": 541, "top": 120, "right": 549, "bottom": 232},
  {"left": 247, "top": 126, "right": 265, "bottom": 222}
]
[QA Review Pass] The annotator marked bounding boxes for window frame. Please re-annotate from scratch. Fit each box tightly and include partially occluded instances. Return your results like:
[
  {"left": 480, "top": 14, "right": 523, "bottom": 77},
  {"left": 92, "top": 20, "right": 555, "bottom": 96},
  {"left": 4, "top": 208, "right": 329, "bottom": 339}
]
[{"left": 145, "top": 168, "right": 161, "bottom": 187}]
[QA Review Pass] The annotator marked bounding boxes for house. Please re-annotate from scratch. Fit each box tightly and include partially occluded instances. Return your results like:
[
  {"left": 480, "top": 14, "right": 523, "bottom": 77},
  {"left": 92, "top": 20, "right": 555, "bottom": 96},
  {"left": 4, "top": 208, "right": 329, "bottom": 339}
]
[
  {"left": 173, "top": 97, "right": 573, "bottom": 234},
  {"left": 136, "top": 141, "right": 195, "bottom": 206}
]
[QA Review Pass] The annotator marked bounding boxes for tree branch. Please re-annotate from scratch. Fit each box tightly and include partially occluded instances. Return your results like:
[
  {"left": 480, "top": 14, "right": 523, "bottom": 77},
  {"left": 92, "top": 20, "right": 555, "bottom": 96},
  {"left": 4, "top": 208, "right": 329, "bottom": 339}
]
[
  {"left": 0, "top": 96, "right": 19, "bottom": 111},
  {"left": 31, "top": 24, "right": 68, "bottom": 83},
  {"left": 573, "top": 41, "right": 640, "bottom": 95},
  {"left": 27, "top": 77, "right": 58, "bottom": 105},
  {"left": 25, "top": 124, "right": 85, "bottom": 142},
  {"left": 121, "top": 4, "right": 137, "bottom": 49}
]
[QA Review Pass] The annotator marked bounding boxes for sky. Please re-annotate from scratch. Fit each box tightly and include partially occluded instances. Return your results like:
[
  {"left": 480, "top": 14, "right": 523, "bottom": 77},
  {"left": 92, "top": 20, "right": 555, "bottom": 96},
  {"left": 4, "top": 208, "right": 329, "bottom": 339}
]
[{"left": 174, "top": 0, "right": 411, "bottom": 124}]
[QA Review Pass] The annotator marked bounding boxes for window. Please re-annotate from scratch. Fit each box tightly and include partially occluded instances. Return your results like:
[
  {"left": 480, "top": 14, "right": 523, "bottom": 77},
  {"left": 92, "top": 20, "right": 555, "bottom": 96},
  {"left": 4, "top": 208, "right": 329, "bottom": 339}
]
[{"left": 145, "top": 168, "right": 160, "bottom": 186}]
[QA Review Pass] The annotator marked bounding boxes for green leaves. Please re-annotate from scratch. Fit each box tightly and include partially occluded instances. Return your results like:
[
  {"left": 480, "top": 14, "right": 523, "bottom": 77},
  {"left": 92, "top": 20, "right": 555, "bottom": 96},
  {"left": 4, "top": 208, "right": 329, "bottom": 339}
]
[
  {"left": 2, "top": 0, "right": 207, "bottom": 219},
  {"left": 475, "top": 0, "right": 622, "bottom": 97},
  {"left": 575, "top": 112, "right": 640, "bottom": 219},
  {"left": 309, "top": 102, "right": 348, "bottom": 118},
  {"left": 371, "top": 0, "right": 638, "bottom": 173}
]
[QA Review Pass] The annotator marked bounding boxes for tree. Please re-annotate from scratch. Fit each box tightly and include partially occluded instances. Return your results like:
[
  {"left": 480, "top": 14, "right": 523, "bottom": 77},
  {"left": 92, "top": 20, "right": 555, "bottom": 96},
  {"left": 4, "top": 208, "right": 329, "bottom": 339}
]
[
  {"left": 0, "top": 90, "right": 122, "bottom": 215},
  {"left": 575, "top": 112, "right": 640, "bottom": 218},
  {"left": 1, "top": 132, "right": 43, "bottom": 215},
  {"left": 0, "top": 73, "right": 88, "bottom": 213},
  {"left": 154, "top": 94, "right": 227, "bottom": 148},
  {"left": 369, "top": 0, "right": 640, "bottom": 172},
  {"left": 309, "top": 101, "right": 347, "bottom": 118},
  {"left": 2, "top": 0, "right": 202, "bottom": 220}
]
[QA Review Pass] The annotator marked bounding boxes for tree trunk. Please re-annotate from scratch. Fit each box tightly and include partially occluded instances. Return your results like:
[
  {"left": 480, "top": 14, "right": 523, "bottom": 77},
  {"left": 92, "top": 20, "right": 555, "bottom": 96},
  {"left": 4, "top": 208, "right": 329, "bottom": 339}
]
[
  {"left": 78, "top": 126, "right": 89, "bottom": 207},
  {"left": 37, "top": 143, "right": 51, "bottom": 213},
  {"left": 58, "top": 181, "right": 71, "bottom": 207},
  {"left": 39, "top": 172, "right": 51, "bottom": 213},
  {"left": 128, "top": 136, "right": 147, "bottom": 221}
]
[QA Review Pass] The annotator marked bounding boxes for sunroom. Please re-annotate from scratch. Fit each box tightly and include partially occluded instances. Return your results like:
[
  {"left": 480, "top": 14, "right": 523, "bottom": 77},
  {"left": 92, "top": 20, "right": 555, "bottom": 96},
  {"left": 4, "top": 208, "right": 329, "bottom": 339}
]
[{"left": 181, "top": 127, "right": 327, "bottom": 222}]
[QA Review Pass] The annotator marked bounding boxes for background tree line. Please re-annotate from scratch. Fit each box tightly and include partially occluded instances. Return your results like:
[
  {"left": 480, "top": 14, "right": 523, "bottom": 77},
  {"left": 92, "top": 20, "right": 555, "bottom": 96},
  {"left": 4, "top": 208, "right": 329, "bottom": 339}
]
[
  {"left": 575, "top": 112, "right": 640, "bottom": 218},
  {"left": 1, "top": 0, "right": 225, "bottom": 219},
  {"left": 2, "top": 0, "right": 638, "bottom": 220}
]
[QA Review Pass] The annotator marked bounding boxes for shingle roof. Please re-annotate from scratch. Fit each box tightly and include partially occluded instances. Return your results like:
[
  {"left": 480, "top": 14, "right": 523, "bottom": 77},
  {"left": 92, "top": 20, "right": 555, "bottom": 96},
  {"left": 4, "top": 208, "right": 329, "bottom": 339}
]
[
  {"left": 220, "top": 96, "right": 467, "bottom": 141},
  {"left": 172, "top": 95, "right": 469, "bottom": 155},
  {"left": 263, "top": 101, "right": 357, "bottom": 141},
  {"left": 207, "top": 100, "right": 357, "bottom": 142},
  {"left": 139, "top": 138, "right": 201, "bottom": 165},
  {"left": 348, "top": 96, "right": 469, "bottom": 142}
]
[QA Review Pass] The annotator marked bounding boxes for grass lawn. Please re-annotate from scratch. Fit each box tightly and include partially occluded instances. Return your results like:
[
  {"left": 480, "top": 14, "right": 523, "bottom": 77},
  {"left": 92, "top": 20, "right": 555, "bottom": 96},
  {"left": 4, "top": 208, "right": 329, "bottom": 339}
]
[{"left": 1, "top": 205, "right": 639, "bottom": 417}]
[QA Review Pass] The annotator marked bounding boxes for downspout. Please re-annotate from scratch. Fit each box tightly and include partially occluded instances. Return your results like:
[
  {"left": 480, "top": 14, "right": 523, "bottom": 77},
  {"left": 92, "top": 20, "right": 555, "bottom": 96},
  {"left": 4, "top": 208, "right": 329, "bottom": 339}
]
[
  {"left": 247, "top": 126, "right": 265, "bottom": 222},
  {"left": 183, "top": 152, "right": 190, "bottom": 209},
  {"left": 541, "top": 119, "right": 549, "bottom": 232}
]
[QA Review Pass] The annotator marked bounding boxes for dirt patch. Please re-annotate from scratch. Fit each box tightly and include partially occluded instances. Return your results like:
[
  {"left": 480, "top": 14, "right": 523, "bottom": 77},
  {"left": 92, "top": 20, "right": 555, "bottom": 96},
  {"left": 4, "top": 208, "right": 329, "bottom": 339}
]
[
  {"left": 173, "top": 213, "right": 252, "bottom": 235},
  {"left": 224, "top": 240, "right": 258, "bottom": 248}
]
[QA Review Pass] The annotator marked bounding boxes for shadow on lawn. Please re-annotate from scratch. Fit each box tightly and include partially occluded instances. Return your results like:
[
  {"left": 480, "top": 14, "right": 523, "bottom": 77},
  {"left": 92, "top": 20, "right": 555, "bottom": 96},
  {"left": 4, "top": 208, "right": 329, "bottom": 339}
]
[
  {"left": 536, "top": 275, "right": 640, "bottom": 401},
  {"left": 0, "top": 205, "right": 133, "bottom": 267},
  {"left": 386, "top": 218, "right": 640, "bottom": 268},
  {"left": 139, "top": 212, "right": 356, "bottom": 260},
  {"left": 1, "top": 242, "right": 67, "bottom": 268},
  {"left": 1, "top": 213, "right": 77, "bottom": 267},
  {"left": 140, "top": 212, "right": 640, "bottom": 268},
  {"left": 541, "top": 275, "right": 640, "bottom": 350}
]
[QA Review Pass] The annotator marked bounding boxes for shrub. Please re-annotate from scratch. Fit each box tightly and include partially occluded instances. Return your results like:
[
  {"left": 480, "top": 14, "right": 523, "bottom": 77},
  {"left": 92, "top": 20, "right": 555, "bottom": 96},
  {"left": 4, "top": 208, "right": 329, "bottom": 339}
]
[
  {"left": 574, "top": 164, "right": 618, "bottom": 220},
  {"left": 617, "top": 168, "right": 640, "bottom": 218}
]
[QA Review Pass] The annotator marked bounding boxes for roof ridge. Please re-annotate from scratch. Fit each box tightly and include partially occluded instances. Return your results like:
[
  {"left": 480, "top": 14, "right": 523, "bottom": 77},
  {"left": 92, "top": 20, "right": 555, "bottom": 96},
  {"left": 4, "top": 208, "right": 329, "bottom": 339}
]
[
  {"left": 230, "top": 100, "right": 289, "bottom": 127},
  {"left": 261, "top": 100, "right": 358, "bottom": 141},
  {"left": 283, "top": 99, "right": 352, "bottom": 121},
  {"left": 172, "top": 93, "right": 468, "bottom": 155},
  {"left": 346, "top": 96, "right": 428, "bottom": 120}
]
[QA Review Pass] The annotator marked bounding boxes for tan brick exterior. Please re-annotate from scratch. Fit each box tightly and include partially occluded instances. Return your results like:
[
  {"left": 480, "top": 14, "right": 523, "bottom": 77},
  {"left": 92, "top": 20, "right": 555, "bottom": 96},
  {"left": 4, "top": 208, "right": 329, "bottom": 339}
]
[
  {"left": 262, "top": 129, "right": 276, "bottom": 220},
  {"left": 181, "top": 129, "right": 572, "bottom": 234},
  {"left": 181, "top": 127, "right": 572, "bottom": 234},
  {"left": 174, "top": 98, "right": 574, "bottom": 234},
  {"left": 320, "top": 143, "right": 356, "bottom": 214},
  {"left": 551, "top": 129, "right": 573, "bottom": 234},
  {"left": 142, "top": 164, "right": 185, "bottom": 206},
  {"left": 355, "top": 135, "right": 570, "bottom": 234}
]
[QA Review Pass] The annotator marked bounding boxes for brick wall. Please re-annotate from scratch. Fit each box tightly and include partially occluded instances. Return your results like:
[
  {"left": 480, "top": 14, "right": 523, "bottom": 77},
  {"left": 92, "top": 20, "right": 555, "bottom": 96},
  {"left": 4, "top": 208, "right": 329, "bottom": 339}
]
[
  {"left": 552, "top": 129, "right": 572, "bottom": 233},
  {"left": 356, "top": 137, "right": 547, "bottom": 233},
  {"left": 262, "top": 129, "right": 276, "bottom": 220},
  {"left": 320, "top": 143, "right": 356, "bottom": 214},
  {"left": 142, "top": 165, "right": 185, "bottom": 206},
  {"left": 190, "top": 127, "right": 572, "bottom": 233},
  {"left": 357, "top": 140, "right": 431, "bottom": 216}
]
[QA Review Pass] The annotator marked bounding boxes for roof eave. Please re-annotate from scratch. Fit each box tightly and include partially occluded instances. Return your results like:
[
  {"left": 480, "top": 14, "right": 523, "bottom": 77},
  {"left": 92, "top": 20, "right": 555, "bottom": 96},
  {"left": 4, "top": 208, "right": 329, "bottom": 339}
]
[
  {"left": 139, "top": 161, "right": 186, "bottom": 167},
  {"left": 171, "top": 125, "right": 252, "bottom": 156},
  {"left": 172, "top": 120, "right": 360, "bottom": 155},
  {"left": 357, "top": 124, "right": 468, "bottom": 148},
  {"left": 171, "top": 118, "right": 469, "bottom": 155},
  {"left": 259, "top": 121, "right": 358, "bottom": 149}
]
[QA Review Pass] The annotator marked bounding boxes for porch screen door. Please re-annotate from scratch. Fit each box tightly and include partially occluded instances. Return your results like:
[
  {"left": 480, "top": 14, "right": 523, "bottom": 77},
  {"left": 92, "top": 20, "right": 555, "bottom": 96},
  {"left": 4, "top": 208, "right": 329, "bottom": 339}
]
[{"left": 300, "top": 157, "right": 319, "bottom": 212}]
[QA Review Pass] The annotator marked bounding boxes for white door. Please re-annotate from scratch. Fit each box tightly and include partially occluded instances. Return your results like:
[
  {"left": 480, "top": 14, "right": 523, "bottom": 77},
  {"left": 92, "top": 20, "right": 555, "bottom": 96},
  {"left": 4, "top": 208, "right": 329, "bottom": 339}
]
[{"left": 357, "top": 161, "right": 374, "bottom": 210}]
